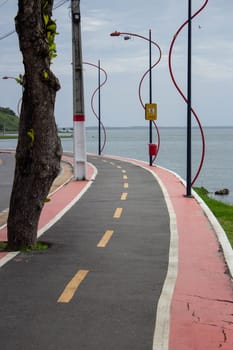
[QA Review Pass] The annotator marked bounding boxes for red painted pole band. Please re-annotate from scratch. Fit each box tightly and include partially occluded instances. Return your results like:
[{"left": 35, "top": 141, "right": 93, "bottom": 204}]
[{"left": 73, "top": 114, "right": 85, "bottom": 122}]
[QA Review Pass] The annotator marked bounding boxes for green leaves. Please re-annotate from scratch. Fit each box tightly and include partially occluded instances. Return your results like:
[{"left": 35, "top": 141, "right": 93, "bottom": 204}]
[
  {"left": 43, "top": 14, "right": 49, "bottom": 27},
  {"left": 42, "top": 69, "right": 49, "bottom": 79},
  {"left": 27, "top": 128, "right": 35, "bottom": 146},
  {"left": 15, "top": 74, "right": 23, "bottom": 85},
  {"left": 42, "top": 2, "right": 58, "bottom": 64}
]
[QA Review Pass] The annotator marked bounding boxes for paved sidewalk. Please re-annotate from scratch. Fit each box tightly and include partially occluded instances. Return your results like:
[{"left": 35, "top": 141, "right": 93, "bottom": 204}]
[{"left": 0, "top": 153, "right": 233, "bottom": 349}]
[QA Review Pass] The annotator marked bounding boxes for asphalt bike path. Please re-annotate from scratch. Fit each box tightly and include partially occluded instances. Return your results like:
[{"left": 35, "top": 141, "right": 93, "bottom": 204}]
[{"left": 0, "top": 155, "right": 170, "bottom": 350}]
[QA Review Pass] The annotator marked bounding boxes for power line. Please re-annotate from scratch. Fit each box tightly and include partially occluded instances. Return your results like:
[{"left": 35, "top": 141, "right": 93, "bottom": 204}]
[
  {"left": 54, "top": 0, "right": 70, "bottom": 9},
  {"left": 0, "top": 0, "right": 70, "bottom": 41},
  {"left": 0, "top": 29, "right": 15, "bottom": 40}
]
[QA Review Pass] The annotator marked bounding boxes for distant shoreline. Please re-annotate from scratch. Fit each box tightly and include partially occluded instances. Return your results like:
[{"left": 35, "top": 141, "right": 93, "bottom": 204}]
[
  {"left": 1, "top": 125, "right": 233, "bottom": 139},
  {"left": 0, "top": 134, "right": 73, "bottom": 140},
  {"left": 86, "top": 125, "right": 233, "bottom": 130}
]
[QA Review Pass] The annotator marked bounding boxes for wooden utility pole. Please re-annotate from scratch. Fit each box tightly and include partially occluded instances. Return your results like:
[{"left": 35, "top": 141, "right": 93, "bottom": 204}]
[{"left": 71, "top": 0, "right": 87, "bottom": 180}]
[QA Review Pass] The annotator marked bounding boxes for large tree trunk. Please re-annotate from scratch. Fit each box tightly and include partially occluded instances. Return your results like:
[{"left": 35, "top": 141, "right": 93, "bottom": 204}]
[{"left": 7, "top": 0, "right": 62, "bottom": 250}]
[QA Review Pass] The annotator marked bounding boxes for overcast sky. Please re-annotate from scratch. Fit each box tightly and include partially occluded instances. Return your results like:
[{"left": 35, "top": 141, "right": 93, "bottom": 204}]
[{"left": 0, "top": 0, "right": 232, "bottom": 127}]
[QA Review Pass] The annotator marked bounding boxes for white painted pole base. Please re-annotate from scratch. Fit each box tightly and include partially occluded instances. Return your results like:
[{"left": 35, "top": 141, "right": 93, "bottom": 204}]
[{"left": 73, "top": 116, "right": 87, "bottom": 180}]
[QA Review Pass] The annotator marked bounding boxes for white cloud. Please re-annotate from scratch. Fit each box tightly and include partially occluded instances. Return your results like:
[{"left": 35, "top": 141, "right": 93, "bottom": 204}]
[
  {"left": 0, "top": 0, "right": 232, "bottom": 127},
  {"left": 82, "top": 16, "right": 110, "bottom": 32},
  {"left": 194, "top": 56, "right": 233, "bottom": 81}
]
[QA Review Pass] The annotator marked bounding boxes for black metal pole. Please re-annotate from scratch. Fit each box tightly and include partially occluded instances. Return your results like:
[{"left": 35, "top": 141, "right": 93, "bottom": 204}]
[
  {"left": 149, "top": 29, "right": 153, "bottom": 166},
  {"left": 186, "top": 0, "right": 192, "bottom": 196},
  {"left": 98, "top": 59, "right": 101, "bottom": 155}
]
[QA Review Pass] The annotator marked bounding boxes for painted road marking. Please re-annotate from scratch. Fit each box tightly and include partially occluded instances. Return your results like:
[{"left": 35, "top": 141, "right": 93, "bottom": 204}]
[
  {"left": 117, "top": 165, "right": 122, "bottom": 169},
  {"left": 110, "top": 162, "right": 115, "bottom": 165},
  {"left": 123, "top": 175, "right": 128, "bottom": 180},
  {"left": 124, "top": 183, "right": 129, "bottom": 189},
  {"left": 114, "top": 207, "right": 123, "bottom": 218},
  {"left": 57, "top": 270, "right": 89, "bottom": 303},
  {"left": 121, "top": 192, "right": 128, "bottom": 200},
  {"left": 0, "top": 159, "right": 2, "bottom": 166},
  {"left": 122, "top": 170, "right": 126, "bottom": 173},
  {"left": 97, "top": 230, "right": 114, "bottom": 247}
]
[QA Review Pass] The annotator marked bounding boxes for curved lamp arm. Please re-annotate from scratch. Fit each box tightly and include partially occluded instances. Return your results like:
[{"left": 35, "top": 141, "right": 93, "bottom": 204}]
[
  {"left": 168, "top": 1, "right": 208, "bottom": 185},
  {"left": 83, "top": 61, "right": 108, "bottom": 153},
  {"left": 110, "top": 31, "right": 162, "bottom": 164}
]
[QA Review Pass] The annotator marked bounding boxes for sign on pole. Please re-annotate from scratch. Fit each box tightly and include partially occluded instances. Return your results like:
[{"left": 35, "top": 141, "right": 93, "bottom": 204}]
[{"left": 145, "top": 103, "right": 157, "bottom": 121}]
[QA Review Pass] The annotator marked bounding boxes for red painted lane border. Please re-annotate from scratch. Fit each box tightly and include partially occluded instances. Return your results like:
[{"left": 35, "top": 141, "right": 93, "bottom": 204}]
[
  {"left": 100, "top": 154, "right": 233, "bottom": 350},
  {"left": 154, "top": 166, "right": 233, "bottom": 350}
]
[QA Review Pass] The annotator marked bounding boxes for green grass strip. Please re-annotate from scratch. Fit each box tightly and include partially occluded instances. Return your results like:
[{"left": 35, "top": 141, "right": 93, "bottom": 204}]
[
  {"left": 194, "top": 187, "right": 233, "bottom": 247},
  {"left": 0, "top": 241, "right": 49, "bottom": 252}
]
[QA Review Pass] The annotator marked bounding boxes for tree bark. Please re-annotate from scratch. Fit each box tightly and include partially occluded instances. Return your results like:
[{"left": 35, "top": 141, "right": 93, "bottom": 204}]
[{"left": 7, "top": 0, "right": 62, "bottom": 250}]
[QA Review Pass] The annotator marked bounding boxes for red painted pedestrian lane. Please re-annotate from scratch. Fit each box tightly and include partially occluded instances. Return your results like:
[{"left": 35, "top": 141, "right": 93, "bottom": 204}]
[
  {"left": 0, "top": 159, "right": 96, "bottom": 262},
  {"left": 37, "top": 161, "right": 95, "bottom": 235},
  {"left": 154, "top": 167, "right": 233, "bottom": 349}
]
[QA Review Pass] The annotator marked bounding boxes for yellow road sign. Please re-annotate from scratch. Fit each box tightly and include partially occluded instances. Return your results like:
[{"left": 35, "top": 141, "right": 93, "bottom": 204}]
[{"left": 145, "top": 103, "right": 157, "bottom": 120}]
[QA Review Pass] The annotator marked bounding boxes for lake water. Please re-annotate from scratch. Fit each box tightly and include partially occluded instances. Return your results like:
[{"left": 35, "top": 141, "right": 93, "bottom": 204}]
[{"left": 1, "top": 127, "right": 233, "bottom": 204}]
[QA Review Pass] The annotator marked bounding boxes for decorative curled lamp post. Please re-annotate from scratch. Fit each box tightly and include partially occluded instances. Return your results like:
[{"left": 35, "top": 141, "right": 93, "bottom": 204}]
[
  {"left": 2, "top": 75, "right": 23, "bottom": 116},
  {"left": 110, "top": 30, "right": 162, "bottom": 166},
  {"left": 168, "top": 0, "right": 208, "bottom": 196},
  {"left": 138, "top": 37, "right": 162, "bottom": 164},
  {"left": 83, "top": 61, "right": 108, "bottom": 155}
]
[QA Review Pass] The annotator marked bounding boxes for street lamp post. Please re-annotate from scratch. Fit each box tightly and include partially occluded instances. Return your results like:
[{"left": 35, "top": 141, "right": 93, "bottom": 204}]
[
  {"left": 148, "top": 29, "right": 153, "bottom": 166},
  {"left": 2, "top": 75, "right": 23, "bottom": 115},
  {"left": 186, "top": 0, "right": 192, "bottom": 197},
  {"left": 110, "top": 30, "right": 161, "bottom": 166},
  {"left": 83, "top": 61, "right": 108, "bottom": 155},
  {"left": 168, "top": 0, "right": 208, "bottom": 196},
  {"left": 98, "top": 59, "right": 101, "bottom": 155}
]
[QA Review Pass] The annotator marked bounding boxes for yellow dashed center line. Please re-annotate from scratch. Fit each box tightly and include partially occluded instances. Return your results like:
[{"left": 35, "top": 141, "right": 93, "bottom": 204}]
[
  {"left": 113, "top": 207, "right": 123, "bottom": 218},
  {"left": 97, "top": 230, "right": 114, "bottom": 248},
  {"left": 57, "top": 270, "right": 89, "bottom": 303},
  {"left": 57, "top": 160, "right": 129, "bottom": 302},
  {"left": 121, "top": 192, "right": 128, "bottom": 200},
  {"left": 0, "top": 159, "right": 2, "bottom": 166}
]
